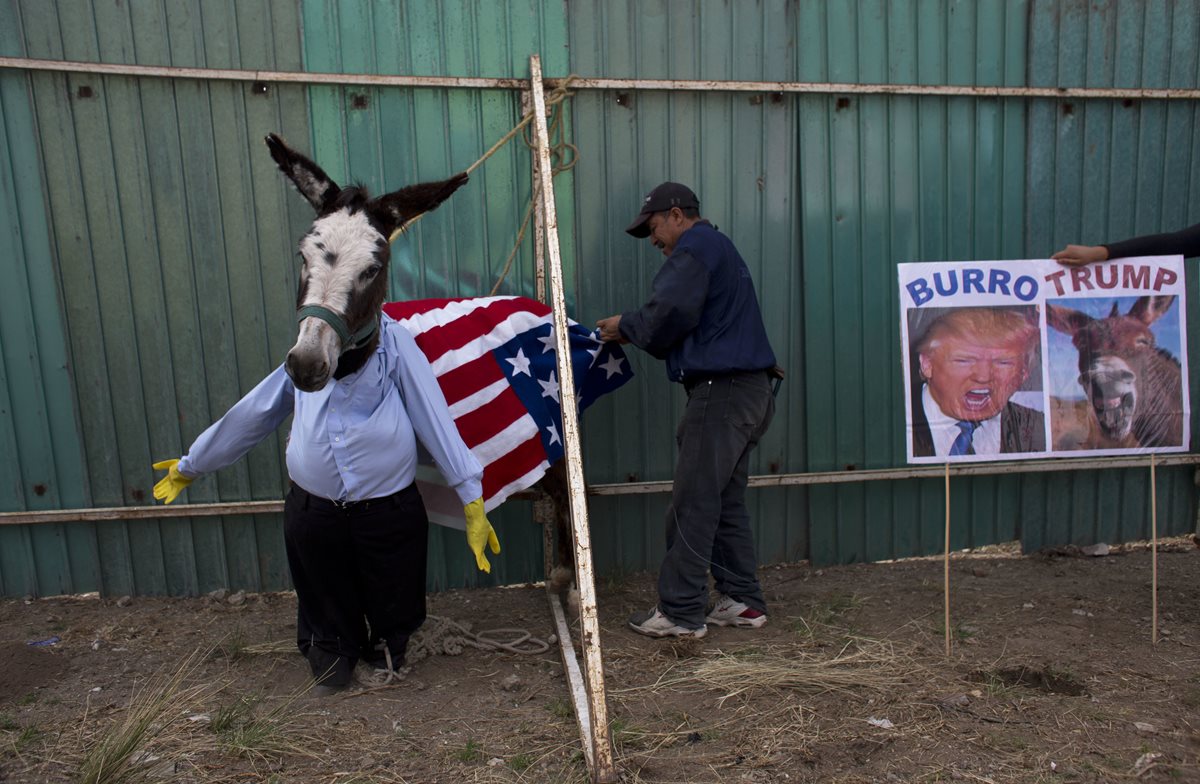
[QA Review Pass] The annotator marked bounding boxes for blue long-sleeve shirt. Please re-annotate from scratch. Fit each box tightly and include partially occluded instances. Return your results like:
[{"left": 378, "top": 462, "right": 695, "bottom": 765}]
[
  {"left": 177, "top": 314, "right": 483, "bottom": 504},
  {"left": 618, "top": 221, "right": 776, "bottom": 383}
]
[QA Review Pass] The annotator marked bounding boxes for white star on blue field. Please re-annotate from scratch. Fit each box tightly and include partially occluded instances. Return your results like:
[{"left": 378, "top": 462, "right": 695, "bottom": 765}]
[{"left": 490, "top": 322, "right": 633, "bottom": 460}]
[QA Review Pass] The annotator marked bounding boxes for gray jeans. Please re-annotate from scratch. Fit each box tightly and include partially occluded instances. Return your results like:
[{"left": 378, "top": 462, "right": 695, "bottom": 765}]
[{"left": 658, "top": 370, "right": 775, "bottom": 628}]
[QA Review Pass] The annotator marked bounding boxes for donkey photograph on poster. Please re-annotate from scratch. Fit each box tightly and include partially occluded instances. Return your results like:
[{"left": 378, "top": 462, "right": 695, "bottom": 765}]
[{"left": 1046, "top": 295, "right": 1184, "bottom": 451}]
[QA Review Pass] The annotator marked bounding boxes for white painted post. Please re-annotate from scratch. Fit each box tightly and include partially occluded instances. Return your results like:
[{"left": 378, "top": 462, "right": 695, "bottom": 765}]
[
  {"left": 521, "top": 87, "right": 556, "bottom": 582},
  {"left": 528, "top": 54, "right": 617, "bottom": 784}
]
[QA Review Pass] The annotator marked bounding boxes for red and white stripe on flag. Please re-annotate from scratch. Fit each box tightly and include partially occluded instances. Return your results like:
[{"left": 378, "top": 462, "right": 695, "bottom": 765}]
[{"left": 382, "top": 296, "right": 632, "bottom": 529}]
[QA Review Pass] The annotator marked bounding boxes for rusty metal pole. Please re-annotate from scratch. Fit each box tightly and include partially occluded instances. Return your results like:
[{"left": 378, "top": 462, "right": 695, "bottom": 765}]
[
  {"left": 521, "top": 87, "right": 555, "bottom": 582},
  {"left": 528, "top": 54, "right": 617, "bottom": 784},
  {"left": 9, "top": 56, "right": 1200, "bottom": 101},
  {"left": 7, "top": 454, "right": 1200, "bottom": 527}
]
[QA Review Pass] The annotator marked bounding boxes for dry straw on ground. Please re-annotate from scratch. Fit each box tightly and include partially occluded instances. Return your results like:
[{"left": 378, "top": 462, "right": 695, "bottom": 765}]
[
  {"left": 74, "top": 650, "right": 214, "bottom": 784},
  {"left": 637, "top": 637, "right": 913, "bottom": 704},
  {"left": 43, "top": 647, "right": 325, "bottom": 784}
]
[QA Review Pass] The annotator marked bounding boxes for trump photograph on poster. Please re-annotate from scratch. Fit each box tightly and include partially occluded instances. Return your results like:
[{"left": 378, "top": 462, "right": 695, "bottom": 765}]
[
  {"left": 906, "top": 304, "right": 1045, "bottom": 460},
  {"left": 898, "top": 257, "right": 1189, "bottom": 464}
]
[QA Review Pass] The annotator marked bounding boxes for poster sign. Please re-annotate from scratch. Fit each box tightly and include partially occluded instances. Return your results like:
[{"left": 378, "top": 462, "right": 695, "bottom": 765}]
[{"left": 899, "top": 257, "right": 1189, "bottom": 464}]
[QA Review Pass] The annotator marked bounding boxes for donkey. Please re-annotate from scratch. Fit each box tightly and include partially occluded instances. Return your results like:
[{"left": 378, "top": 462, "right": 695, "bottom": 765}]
[
  {"left": 267, "top": 133, "right": 579, "bottom": 590},
  {"left": 1046, "top": 296, "right": 1183, "bottom": 449},
  {"left": 266, "top": 132, "right": 468, "bottom": 390}
]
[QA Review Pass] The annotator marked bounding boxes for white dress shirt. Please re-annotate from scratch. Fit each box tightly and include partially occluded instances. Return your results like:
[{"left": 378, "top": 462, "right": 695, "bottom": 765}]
[{"left": 178, "top": 314, "right": 483, "bottom": 504}]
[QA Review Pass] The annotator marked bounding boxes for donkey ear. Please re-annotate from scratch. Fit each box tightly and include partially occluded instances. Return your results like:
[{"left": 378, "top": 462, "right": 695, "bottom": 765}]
[
  {"left": 265, "top": 133, "right": 341, "bottom": 213},
  {"left": 1129, "top": 295, "right": 1176, "bottom": 325},
  {"left": 368, "top": 172, "right": 470, "bottom": 237},
  {"left": 1046, "top": 303, "right": 1091, "bottom": 337}
]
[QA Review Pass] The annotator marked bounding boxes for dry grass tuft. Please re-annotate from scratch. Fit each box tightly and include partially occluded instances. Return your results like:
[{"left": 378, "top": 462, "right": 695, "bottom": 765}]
[
  {"left": 208, "top": 686, "right": 322, "bottom": 763},
  {"left": 641, "top": 637, "right": 913, "bottom": 704},
  {"left": 75, "top": 650, "right": 214, "bottom": 784},
  {"left": 65, "top": 648, "right": 321, "bottom": 783},
  {"left": 241, "top": 639, "right": 294, "bottom": 655}
]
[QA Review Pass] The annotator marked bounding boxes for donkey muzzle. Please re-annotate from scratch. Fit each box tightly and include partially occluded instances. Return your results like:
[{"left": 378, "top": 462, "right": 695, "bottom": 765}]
[
  {"left": 1081, "top": 359, "right": 1137, "bottom": 439},
  {"left": 286, "top": 349, "right": 331, "bottom": 393},
  {"left": 287, "top": 307, "right": 380, "bottom": 392}
]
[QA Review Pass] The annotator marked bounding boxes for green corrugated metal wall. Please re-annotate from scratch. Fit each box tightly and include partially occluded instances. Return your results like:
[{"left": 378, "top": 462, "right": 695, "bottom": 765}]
[
  {"left": 0, "top": 0, "right": 1196, "bottom": 597},
  {"left": 792, "top": 0, "right": 1038, "bottom": 563},
  {"left": 1, "top": 0, "right": 314, "bottom": 598},
  {"left": 0, "top": 0, "right": 571, "bottom": 597},
  {"left": 567, "top": 1, "right": 806, "bottom": 576},
  {"left": 570, "top": 0, "right": 1197, "bottom": 575},
  {"left": 0, "top": 6, "right": 93, "bottom": 598}
]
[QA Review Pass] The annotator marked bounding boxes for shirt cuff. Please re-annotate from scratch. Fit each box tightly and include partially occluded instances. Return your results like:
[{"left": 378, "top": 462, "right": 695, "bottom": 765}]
[
  {"left": 453, "top": 478, "right": 483, "bottom": 507},
  {"left": 175, "top": 457, "right": 199, "bottom": 478}
]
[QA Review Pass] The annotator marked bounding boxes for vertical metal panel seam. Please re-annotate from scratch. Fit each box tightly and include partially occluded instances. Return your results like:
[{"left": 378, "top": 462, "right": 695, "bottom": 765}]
[
  {"left": 111, "top": 8, "right": 171, "bottom": 591},
  {"left": 200, "top": 5, "right": 254, "bottom": 588},
  {"left": 29, "top": 38, "right": 99, "bottom": 597},
  {"left": 367, "top": 3, "right": 386, "bottom": 191},
  {"left": 125, "top": 70, "right": 176, "bottom": 590},
  {"left": 823, "top": 6, "right": 842, "bottom": 558},
  {"left": 1, "top": 83, "right": 26, "bottom": 503},
  {"left": 98, "top": 71, "right": 144, "bottom": 505},
  {"left": 56, "top": 7, "right": 138, "bottom": 591},
  {"left": 0, "top": 69, "right": 37, "bottom": 595},
  {"left": 235, "top": 12, "right": 280, "bottom": 582}
]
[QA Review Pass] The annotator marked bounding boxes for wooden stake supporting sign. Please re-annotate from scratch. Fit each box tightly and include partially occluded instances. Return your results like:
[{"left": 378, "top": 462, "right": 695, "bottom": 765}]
[
  {"left": 528, "top": 54, "right": 618, "bottom": 784},
  {"left": 1151, "top": 453, "right": 1159, "bottom": 645},
  {"left": 944, "top": 462, "right": 951, "bottom": 658}
]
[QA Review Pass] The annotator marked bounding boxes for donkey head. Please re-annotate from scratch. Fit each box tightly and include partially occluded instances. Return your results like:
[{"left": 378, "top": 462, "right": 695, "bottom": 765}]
[
  {"left": 265, "top": 133, "right": 468, "bottom": 391},
  {"left": 1046, "top": 295, "right": 1176, "bottom": 441}
]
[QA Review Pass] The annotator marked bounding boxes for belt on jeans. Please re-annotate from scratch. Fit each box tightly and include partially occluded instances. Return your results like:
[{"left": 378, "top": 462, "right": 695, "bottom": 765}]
[
  {"left": 682, "top": 368, "right": 772, "bottom": 394},
  {"left": 289, "top": 482, "right": 413, "bottom": 514}
]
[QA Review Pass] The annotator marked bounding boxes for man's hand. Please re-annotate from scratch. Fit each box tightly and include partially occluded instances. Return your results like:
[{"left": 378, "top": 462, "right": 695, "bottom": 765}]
[
  {"left": 152, "top": 459, "right": 194, "bottom": 504},
  {"left": 464, "top": 498, "right": 501, "bottom": 573},
  {"left": 1051, "top": 244, "right": 1108, "bottom": 267},
  {"left": 596, "top": 315, "right": 627, "bottom": 343}
]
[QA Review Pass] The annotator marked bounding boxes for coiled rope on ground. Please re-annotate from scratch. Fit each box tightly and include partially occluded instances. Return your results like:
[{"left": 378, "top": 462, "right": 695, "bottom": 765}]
[
  {"left": 243, "top": 613, "right": 552, "bottom": 688},
  {"left": 244, "top": 614, "right": 550, "bottom": 659},
  {"left": 407, "top": 613, "right": 551, "bottom": 659}
]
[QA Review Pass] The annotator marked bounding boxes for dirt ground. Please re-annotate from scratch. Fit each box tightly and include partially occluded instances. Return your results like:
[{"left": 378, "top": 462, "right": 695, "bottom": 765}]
[{"left": 2, "top": 537, "right": 1200, "bottom": 783}]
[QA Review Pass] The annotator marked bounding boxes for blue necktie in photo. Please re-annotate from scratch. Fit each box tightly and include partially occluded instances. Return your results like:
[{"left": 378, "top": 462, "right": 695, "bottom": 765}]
[{"left": 950, "top": 420, "right": 979, "bottom": 456}]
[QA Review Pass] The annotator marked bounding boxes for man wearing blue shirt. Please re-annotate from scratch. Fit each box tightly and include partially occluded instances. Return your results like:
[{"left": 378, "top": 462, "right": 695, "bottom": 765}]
[
  {"left": 597, "top": 182, "right": 777, "bottom": 639},
  {"left": 152, "top": 313, "right": 496, "bottom": 690}
]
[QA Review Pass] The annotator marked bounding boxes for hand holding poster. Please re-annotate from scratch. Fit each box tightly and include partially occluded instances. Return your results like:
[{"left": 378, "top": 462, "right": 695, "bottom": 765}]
[{"left": 898, "top": 257, "right": 1190, "bottom": 463}]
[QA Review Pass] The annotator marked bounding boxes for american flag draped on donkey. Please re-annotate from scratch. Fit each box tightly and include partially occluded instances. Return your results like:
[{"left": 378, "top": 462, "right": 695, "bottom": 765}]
[{"left": 382, "top": 295, "right": 634, "bottom": 529}]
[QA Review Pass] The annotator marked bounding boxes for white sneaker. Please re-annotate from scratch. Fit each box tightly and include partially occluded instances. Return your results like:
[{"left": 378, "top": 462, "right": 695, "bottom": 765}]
[
  {"left": 627, "top": 607, "right": 707, "bottom": 639},
  {"left": 705, "top": 594, "right": 768, "bottom": 628}
]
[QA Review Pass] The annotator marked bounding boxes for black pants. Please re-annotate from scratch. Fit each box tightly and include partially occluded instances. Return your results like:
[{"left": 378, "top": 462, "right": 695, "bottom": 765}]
[
  {"left": 283, "top": 482, "right": 429, "bottom": 687},
  {"left": 659, "top": 370, "right": 775, "bottom": 628}
]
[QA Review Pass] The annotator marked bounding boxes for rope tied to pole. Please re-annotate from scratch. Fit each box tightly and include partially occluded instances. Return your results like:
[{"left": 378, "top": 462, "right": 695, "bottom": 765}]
[{"left": 385, "top": 75, "right": 581, "bottom": 295}]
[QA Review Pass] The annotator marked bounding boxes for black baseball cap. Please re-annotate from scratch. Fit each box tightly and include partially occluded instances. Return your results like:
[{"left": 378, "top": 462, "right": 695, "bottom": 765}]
[{"left": 625, "top": 182, "right": 700, "bottom": 238}]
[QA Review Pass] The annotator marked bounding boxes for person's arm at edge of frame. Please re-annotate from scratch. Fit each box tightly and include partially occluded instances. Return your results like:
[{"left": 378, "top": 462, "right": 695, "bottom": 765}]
[
  {"left": 152, "top": 365, "right": 297, "bottom": 504},
  {"left": 1052, "top": 221, "right": 1200, "bottom": 266}
]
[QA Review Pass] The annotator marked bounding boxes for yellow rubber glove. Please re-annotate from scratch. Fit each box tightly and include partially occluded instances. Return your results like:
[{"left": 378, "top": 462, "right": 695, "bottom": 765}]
[
  {"left": 152, "top": 459, "right": 194, "bottom": 504},
  {"left": 464, "top": 498, "right": 501, "bottom": 573}
]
